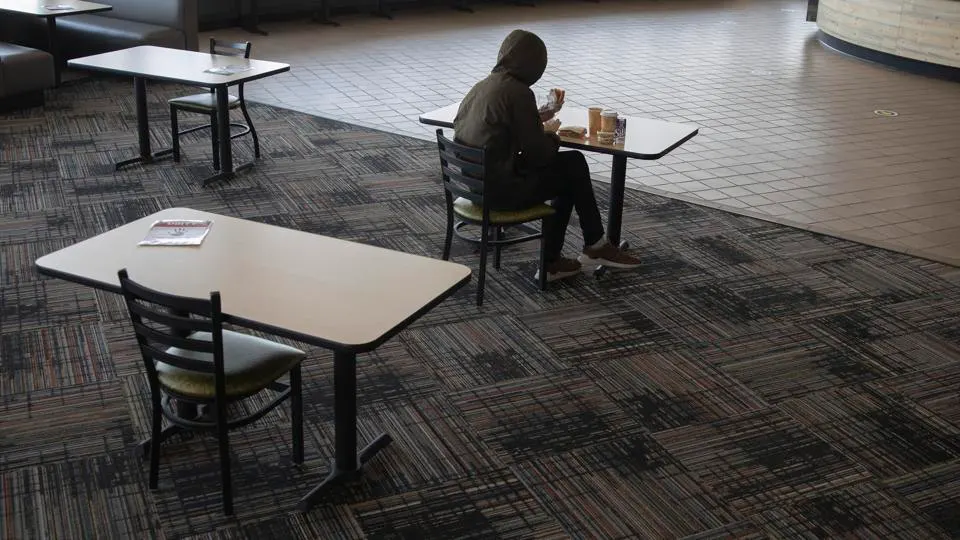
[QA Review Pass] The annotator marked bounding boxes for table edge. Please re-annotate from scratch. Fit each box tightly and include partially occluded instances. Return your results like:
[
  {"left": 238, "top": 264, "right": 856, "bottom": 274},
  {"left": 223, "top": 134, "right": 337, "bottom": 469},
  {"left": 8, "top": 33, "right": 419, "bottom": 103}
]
[
  {"left": 67, "top": 56, "right": 291, "bottom": 87},
  {"left": 0, "top": 5, "right": 112, "bottom": 17},
  {"left": 35, "top": 215, "right": 473, "bottom": 354},
  {"left": 420, "top": 117, "right": 700, "bottom": 160}
]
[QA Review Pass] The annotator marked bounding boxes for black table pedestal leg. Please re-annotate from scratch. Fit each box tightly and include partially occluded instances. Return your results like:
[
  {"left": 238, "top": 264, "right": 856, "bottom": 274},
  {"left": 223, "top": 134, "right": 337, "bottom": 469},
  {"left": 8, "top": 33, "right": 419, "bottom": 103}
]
[
  {"left": 297, "top": 351, "right": 393, "bottom": 512},
  {"left": 594, "top": 155, "right": 630, "bottom": 279},
  {"left": 114, "top": 77, "right": 175, "bottom": 170},
  {"left": 202, "top": 87, "right": 236, "bottom": 185},
  {"left": 47, "top": 18, "right": 62, "bottom": 86},
  {"left": 607, "top": 154, "right": 628, "bottom": 249}
]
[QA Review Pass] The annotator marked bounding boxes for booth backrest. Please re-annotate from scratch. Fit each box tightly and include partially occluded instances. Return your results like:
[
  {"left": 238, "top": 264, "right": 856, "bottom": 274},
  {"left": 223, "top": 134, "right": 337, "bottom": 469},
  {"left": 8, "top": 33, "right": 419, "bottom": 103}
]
[{"left": 99, "top": 0, "right": 200, "bottom": 51}]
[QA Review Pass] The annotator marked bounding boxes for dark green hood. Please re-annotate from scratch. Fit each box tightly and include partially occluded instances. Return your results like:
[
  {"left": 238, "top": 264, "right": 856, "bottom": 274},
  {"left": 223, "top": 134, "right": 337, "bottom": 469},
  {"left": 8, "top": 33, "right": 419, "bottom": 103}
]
[{"left": 492, "top": 29, "right": 547, "bottom": 86}]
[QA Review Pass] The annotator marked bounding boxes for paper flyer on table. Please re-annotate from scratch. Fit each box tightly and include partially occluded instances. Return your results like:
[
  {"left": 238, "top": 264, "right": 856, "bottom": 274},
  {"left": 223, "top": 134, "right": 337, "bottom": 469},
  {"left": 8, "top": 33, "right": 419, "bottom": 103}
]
[
  {"left": 139, "top": 220, "right": 212, "bottom": 246},
  {"left": 204, "top": 65, "right": 253, "bottom": 75}
]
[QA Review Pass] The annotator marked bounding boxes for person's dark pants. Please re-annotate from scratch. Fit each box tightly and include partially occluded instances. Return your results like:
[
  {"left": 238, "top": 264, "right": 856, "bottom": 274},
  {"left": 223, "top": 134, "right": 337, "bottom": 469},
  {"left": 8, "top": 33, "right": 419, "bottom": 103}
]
[{"left": 506, "top": 151, "right": 605, "bottom": 263}]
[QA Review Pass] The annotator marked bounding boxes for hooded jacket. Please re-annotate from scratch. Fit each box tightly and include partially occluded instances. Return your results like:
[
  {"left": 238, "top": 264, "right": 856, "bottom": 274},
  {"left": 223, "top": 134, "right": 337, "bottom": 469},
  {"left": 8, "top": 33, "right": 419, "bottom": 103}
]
[{"left": 453, "top": 29, "right": 560, "bottom": 209}]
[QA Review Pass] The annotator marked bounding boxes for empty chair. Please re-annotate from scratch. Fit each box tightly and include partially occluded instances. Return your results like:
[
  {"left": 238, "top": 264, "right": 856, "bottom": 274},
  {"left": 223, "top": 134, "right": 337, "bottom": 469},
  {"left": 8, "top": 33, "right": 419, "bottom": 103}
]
[
  {"left": 169, "top": 38, "right": 261, "bottom": 169},
  {"left": 118, "top": 268, "right": 304, "bottom": 516}
]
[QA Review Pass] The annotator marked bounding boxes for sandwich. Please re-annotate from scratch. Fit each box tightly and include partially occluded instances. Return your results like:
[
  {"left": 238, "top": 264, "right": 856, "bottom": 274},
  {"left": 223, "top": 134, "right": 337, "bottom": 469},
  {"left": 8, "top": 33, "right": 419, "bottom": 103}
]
[{"left": 558, "top": 125, "right": 586, "bottom": 138}]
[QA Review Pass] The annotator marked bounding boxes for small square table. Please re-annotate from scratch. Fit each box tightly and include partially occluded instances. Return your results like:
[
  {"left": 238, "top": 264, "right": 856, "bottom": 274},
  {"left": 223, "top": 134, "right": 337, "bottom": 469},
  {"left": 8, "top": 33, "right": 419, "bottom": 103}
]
[
  {"left": 68, "top": 46, "right": 290, "bottom": 184},
  {"left": 420, "top": 103, "right": 699, "bottom": 249}
]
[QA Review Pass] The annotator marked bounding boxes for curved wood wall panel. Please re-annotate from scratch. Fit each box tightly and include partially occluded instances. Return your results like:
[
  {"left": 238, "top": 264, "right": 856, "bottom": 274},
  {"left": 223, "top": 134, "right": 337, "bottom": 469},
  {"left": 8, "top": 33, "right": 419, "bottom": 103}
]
[{"left": 818, "top": 0, "right": 960, "bottom": 68}]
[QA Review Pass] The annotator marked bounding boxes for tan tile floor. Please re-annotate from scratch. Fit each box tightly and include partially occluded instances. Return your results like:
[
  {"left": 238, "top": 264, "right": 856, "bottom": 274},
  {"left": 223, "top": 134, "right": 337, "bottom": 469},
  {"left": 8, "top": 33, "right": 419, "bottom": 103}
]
[{"left": 220, "top": 0, "right": 960, "bottom": 265}]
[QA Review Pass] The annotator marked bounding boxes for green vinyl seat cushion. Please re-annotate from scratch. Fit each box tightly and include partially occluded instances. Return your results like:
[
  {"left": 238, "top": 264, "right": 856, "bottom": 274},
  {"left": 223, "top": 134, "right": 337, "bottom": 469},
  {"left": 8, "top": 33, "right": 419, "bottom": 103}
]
[
  {"left": 159, "top": 330, "right": 304, "bottom": 400},
  {"left": 453, "top": 197, "right": 554, "bottom": 225}
]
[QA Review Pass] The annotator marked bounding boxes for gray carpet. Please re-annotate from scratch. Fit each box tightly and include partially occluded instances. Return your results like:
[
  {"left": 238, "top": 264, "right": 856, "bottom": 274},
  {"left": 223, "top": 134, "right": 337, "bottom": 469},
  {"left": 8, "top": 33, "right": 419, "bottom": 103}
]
[{"left": 2, "top": 77, "right": 960, "bottom": 539}]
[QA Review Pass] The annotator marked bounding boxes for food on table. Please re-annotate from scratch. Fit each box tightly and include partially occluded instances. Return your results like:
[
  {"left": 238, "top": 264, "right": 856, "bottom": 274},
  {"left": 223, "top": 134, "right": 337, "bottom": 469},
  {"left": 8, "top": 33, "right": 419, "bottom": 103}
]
[{"left": 558, "top": 125, "right": 586, "bottom": 138}]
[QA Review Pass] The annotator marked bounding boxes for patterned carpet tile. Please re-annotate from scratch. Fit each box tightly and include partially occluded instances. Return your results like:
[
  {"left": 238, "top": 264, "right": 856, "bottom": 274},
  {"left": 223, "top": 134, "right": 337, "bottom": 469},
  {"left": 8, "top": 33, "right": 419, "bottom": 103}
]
[
  {"left": 452, "top": 371, "right": 647, "bottom": 465},
  {"left": 887, "top": 460, "right": 960, "bottom": 537},
  {"left": 401, "top": 313, "right": 567, "bottom": 391},
  {"left": 0, "top": 237, "right": 78, "bottom": 286},
  {"left": 521, "top": 300, "right": 687, "bottom": 363},
  {"left": 0, "top": 278, "right": 100, "bottom": 334},
  {"left": 872, "top": 362, "right": 960, "bottom": 429},
  {"left": 813, "top": 255, "right": 955, "bottom": 305},
  {"left": 350, "top": 469, "right": 567, "bottom": 539},
  {"left": 703, "top": 325, "right": 903, "bottom": 403},
  {"left": 0, "top": 322, "right": 114, "bottom": 395},
  {"left": 178, "top": 507, "right": 364, "bottom": 540},
  {"left": 0, "top": 451, "right": 159, "bottom": 540},
  {"left": 678, "top": 521, "right": 767, "bottom": 540},
  {"left": 883, "top": 292, "right": 960, "bottom": 351},
  {"left": 779, "top": 386, "right": 960, "bottom": 480},
  {"left": 512, "top": 436, "right": 736, "bottom": 539},
  {"left": 752, "top": 481, "right": 951, "bottom": 539},
  {"left": 0, "top": 381, "right": 135, "bottom": 471},
  {"left": 0, "top": 208, "right": 80, "bottom": 244},
  {"left": 654, "top": 408, "right": 870, "bottom": 515},
  {"left": 584, "top": 350, "right": 766, "bottom": 432}
]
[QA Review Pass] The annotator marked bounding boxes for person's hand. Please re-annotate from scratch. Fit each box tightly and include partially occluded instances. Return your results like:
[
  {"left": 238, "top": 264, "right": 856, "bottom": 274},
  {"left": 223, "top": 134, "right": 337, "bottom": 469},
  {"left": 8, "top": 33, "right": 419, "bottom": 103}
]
[
  {"left": 543, "top": 118, "right": 561, "bottom": 133},
  {"left": 538, "top": 88, "right": 566, "bottom": 122},
  {"left": 538, "top": 106, "right": 556, "bottom": 123},
  {"left": 550, "top": 88, "right": 565, "bottom": 112}
]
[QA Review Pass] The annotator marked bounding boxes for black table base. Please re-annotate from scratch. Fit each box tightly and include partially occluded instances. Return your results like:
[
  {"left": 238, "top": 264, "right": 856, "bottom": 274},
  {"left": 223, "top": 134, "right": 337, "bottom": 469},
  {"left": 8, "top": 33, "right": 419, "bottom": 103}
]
[
  {"left": 297, "top": 350, "right": 394, "bottom": 512},
  {"left": 115, "top": 78, "right": 239, "bottom": 185},
  {"left": 591, "top": 154, "right": 630, "bottom": 278},
  {"left": 115, "top": 148, "right": 175, "bottom": 171},
  {"left": 296, "top": 433, "right": 393, "bottom": 511}
]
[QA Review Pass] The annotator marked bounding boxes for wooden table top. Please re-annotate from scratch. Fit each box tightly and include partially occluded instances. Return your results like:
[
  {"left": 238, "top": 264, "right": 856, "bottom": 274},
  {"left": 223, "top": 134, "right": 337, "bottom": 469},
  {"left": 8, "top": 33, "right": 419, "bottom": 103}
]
[
  {"left": 68, "top": 46, "right": 291, "bottom": 87},
  {"left": 419, "top": 102, "right": 699, "bottom": 160},
  {"left": 35, "top": 208, "right": 472, "bottom": 352},
  {"left": 0, "top": 0, "right": 111, "bottom": 17}
]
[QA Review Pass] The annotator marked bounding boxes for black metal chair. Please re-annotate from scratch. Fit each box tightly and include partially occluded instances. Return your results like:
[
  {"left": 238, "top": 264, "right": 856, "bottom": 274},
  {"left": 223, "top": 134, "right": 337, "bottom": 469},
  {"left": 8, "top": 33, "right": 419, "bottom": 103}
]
[
  {"left": 435, "top": 129, "right": 556, "bottom": 307},
  {"left": 169, "top": 38, "right": 261, "bottom": 170},
  {"left": 118, "top": 269, "right": 304, "bottom": 516}
]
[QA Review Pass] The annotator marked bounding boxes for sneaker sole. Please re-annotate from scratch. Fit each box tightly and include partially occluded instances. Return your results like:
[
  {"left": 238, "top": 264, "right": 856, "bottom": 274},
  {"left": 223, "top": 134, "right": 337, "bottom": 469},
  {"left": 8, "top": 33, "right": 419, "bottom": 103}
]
[
  {"left": 534, "top": 268, "right": 582, "bottom": 282},
  {"left": 578, "top": 254, "right": 642, "bottom": 269}
]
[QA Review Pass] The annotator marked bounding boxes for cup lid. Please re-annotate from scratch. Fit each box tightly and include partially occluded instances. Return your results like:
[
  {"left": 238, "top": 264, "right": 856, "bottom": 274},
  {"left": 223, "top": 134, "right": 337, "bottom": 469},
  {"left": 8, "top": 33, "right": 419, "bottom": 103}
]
[{"left": 601, "top": 110, "right": 618, "bottom": 117}]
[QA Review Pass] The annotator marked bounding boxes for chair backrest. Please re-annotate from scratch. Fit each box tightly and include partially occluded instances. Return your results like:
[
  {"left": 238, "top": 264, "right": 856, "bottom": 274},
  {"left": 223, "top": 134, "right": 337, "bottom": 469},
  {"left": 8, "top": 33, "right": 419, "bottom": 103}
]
[
  {"left": 209, "top": 37, "right": 252, "bottom": 59},
  {"left": 436, "top": 129, "right": 487, "bottom": 207},
  {"left": 118, "top": 269, "right": 226, "bottom": 393}
]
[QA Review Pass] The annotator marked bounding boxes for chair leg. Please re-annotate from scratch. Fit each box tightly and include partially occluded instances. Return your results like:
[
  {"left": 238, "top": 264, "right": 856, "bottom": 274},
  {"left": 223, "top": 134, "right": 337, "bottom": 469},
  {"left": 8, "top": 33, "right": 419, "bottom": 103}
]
[
  {"left": 170, "top": 106, "right": 180, "bottom": 162},
  {"left": 210, "top": 113, "right": 221, "bottom": 171},
  {"left": 477, "top": 222, "right": 489, "bottom": 306},
  {"left": 239, "top": 101, "right": 261, "bottom": 159},
  {"left": 148, "top": 392, "right": 163, "bottom": 489},
  {"left": 538, "top": 217, "right": 549, "bottom": 291},
  {"left": 493, "top": 226, "right": 503, "bottom": 270},
  {"left": 290, "top": 365, "right": 304, "bottom": 464},
  {"left": 215, "top": 399, "right": 233, "bottom": 516},
  {"left": 442, "top": 208, "right": 454, "bottom": 261}
]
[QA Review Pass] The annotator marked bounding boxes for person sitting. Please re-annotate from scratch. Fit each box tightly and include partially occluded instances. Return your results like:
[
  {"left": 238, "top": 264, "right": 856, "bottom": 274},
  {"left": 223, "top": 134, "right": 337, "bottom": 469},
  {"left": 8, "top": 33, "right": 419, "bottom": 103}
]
[{"left": 453, "top": 29, "right": 642, "bottom": 282}]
